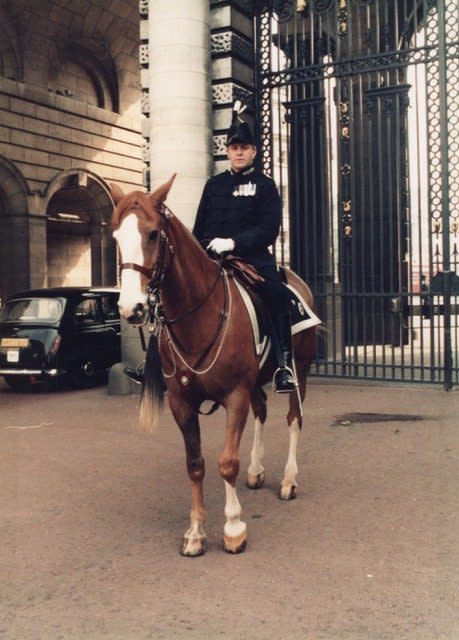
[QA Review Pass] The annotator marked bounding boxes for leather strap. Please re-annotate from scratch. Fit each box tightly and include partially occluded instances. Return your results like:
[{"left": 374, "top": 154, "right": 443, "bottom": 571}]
[{"left": 120, "top": 262, "right": 153, "bottom": 279}]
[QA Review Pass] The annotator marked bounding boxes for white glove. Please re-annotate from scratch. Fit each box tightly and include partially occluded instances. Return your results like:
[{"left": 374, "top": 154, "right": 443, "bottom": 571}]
[{"left": 207, "top": 237, "right": 235, "bottom": 254}]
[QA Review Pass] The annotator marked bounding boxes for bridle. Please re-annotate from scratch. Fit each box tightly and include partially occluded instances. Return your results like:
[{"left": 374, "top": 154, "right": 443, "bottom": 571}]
[
  {"left": 117, "top": 203, "right": 229, "bottom": 416},
  {"left": 119, "top": 204, "right": 175, "bottom": 299},
  {"left": 118, "top": 204, "right": 227, "bottom": 340}
]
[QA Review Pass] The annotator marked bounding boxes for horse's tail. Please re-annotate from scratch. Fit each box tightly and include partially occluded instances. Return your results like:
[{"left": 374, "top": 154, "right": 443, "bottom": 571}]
[{"left": 138, "top": 334, "right": 165, "bottom": 433}]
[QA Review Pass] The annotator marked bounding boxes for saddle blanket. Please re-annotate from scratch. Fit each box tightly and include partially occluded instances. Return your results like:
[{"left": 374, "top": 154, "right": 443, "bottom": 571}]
[{"left": 233, "top": 278, "right": 321, "bottom": 368}]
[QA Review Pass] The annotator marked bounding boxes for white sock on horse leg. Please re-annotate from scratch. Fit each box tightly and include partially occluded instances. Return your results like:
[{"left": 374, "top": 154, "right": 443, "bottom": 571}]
[
  {"left": 247, "top": 418, "right": 265, "bottom": 477},
  {"left": 282, "top": 418, "right": 300, "bottom": 488},
  {"left": 224, "top": 481, "right": 246, "bottom": 538}
]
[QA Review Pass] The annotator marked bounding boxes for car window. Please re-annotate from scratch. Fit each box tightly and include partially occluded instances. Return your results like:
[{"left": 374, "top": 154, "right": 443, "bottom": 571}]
[
  {"left": 100, "top": 294, "right": 120, "bottom": 321},
  {"left": 74, "top": 298, "right": 102, "bottom": 326},
  {"left": 0, "top": 297, "right": 63, "bottom": 323}
]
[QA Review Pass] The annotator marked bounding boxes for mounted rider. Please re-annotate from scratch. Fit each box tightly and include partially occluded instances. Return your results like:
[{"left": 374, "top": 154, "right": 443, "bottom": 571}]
[
  {"left": 192, "top": 102, "right": 295, "bottom": 393},
  {"left": 124, "top": 102, "right": 296, "bottom": 392}
]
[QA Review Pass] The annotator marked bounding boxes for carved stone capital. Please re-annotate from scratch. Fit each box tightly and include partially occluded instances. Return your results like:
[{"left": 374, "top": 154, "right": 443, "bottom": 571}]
[
  {"left": 212, "top": 81, "right": 253, "bottom": 108},
  {"left": 213, "top": 134, "right": 228, "bottom": 157},
  {"left": 211, "top": 31, "right": 253, "bottom": 64}
]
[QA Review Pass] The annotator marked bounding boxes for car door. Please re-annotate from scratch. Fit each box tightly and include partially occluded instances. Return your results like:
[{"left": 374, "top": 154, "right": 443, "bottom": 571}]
[{"left": 73, "top": 296, "right": 110, "bottom": 372}]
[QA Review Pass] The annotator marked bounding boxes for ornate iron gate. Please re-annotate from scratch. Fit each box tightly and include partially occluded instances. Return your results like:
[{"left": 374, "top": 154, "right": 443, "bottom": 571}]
[{"left": 255, "top": 0, "right": 459, "bottom": 387}]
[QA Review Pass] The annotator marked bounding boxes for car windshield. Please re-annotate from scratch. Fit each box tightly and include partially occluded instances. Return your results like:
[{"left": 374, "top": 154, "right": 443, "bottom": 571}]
[{"left": 0, "top": 297, "right": 64, "bottom": 324}]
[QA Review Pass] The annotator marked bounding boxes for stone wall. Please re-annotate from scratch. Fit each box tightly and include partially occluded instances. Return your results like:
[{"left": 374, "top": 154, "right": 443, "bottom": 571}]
[
  {"left": 0, "top": 0, "right": 143, "bottom": 300},
  {"left": 47, "top": 232, "right": 91, "bottom": 288},
  {"left": 0, "top": 78, "right": 143, "bottom": 194}
]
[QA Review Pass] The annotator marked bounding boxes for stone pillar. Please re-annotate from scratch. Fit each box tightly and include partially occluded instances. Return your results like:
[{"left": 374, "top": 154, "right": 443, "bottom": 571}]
[
  {"left": 28, "top": 215, "right": 47, "bottom": 290},
  {"left": 141, "top": 0, "right": 213, "bottom": 229},
  {"left": 109, "top": 0, "right": 213, "bottom": 395},
  {"left": 0, "top": 213, "right": 30, "bottom": 298},
  {"left": 90, "top": 220, "right": 102, "bottom": 286},
  {"left": 22, "top": 192, "right": 46, "bottom": 294},
  {"left": 210, "top": 0, "right": 255, "bottom": 174}
]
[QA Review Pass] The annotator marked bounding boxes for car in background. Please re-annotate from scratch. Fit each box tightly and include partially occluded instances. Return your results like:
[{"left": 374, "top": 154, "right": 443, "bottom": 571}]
[{"left": 0, "top": 287, "right": 120, "bottom": 391}]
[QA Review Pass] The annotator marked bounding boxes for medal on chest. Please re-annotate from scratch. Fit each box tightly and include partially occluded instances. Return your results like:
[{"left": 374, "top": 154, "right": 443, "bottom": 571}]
[{"left": 232, "top": 182, "right": 257, "bottom": 197}]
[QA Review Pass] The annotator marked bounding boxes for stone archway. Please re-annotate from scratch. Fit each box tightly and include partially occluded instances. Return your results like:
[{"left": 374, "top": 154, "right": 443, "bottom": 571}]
[
  {"left": 0, "top": 156, "right": 30, "bottom": 302},
  {"left": 44, "top": 170, "right": 116, "bottom": 288}
]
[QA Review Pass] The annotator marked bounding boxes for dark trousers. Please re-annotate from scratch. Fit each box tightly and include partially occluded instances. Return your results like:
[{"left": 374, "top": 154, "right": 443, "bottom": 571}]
[{"left": 256, "top": 265, "right": 290, "bottom": 316}]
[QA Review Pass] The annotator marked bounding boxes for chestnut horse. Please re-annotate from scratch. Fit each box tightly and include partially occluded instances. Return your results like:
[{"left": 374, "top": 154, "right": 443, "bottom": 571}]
[{"left": 111, "top": 175, "right": 316, "bottom": 556}]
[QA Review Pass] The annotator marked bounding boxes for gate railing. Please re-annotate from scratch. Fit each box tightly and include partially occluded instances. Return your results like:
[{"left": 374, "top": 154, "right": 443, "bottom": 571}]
[{"left": 255, "top": 0, "right": 459, "bottom": 387}]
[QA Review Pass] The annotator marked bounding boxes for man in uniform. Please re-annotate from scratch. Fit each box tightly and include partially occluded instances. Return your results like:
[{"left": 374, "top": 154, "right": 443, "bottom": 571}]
[{"left": 193, "top": 102, "right": 295, "bottom": 393}]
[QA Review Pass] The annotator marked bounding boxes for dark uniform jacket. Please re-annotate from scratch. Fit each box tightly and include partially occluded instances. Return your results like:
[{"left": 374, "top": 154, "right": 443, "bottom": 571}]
[{"left": 192, "top": 166, "right": 281, "bottom": 269}]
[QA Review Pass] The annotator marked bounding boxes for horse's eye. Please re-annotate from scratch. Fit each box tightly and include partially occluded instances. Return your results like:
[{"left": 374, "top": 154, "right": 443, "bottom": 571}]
[{"left": 149, "top": 230, "right": 159, "bottom": 241}]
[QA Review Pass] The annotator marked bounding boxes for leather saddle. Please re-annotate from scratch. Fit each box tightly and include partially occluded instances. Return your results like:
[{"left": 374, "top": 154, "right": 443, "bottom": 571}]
[{"left": 221, "top": 254, "right": 265, "bottom": 289}]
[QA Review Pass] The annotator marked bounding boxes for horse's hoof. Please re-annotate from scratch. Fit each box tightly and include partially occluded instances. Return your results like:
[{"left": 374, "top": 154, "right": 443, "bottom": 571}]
[
  {"left": 223, "top": 531, "right": 248, "bottom": 554},
  {"left": 246, "top": 471, "right": 265, "bottom": 489},
  {"left": 279, "top": 484, "right": 297, "bottom": 500},
  {"left": 180, "top": 537, "right": 206, "bottom": 557}
]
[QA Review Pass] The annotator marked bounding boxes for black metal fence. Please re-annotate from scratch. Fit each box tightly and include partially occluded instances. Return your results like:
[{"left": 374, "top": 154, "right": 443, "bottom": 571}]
[{"left": 255, "top": 0, "right": 458, "bottom": 388}]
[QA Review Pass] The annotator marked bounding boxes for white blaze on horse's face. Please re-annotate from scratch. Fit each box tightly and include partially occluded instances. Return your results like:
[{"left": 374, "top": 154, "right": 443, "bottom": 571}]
[{"left": 113, "top": 213, "right": 147, "bottom": 322}]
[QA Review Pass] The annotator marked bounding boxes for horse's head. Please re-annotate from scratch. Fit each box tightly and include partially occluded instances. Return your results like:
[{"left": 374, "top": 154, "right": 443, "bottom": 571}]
[{"left": 111, "top": 174, "right": 176, "bottom": 325}]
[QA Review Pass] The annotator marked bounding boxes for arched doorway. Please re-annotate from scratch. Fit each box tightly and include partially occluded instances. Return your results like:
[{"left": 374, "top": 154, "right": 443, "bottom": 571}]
[
  {"left": 0, "top": 156, "right": 30, "bottom": 303},
  {"left": 44, "top": 171, "right": 116, "bottom": 288}
]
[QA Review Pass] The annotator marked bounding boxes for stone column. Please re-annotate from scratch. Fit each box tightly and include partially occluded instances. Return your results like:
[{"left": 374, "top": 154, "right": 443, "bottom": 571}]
[
  {"left": 109, "top": 0, "right": 213, "bottom": 395},
  {"left": 26, "top": 192, "right": 46, "bottom": 292},
  {"left": 142, "top": 0, "right": 213, "bottom": 228}
]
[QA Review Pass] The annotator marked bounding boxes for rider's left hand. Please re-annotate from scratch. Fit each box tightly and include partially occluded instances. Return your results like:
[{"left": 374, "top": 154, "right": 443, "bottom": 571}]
[{"left": 207, "top": 237, "right": 235, "bottom": 254}]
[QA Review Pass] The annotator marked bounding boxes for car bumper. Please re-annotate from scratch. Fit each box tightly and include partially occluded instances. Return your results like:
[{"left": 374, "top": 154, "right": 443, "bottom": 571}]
[{"left": 0, "top": 368, "right": 65, "bottom": 377}]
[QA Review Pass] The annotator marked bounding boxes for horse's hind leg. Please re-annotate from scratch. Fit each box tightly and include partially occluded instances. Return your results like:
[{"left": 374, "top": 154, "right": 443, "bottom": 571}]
[
  {"left": 246, "top": 385, "right": 267, "bottom": 489},
  {"left": 279, "top": 367, "right": 307, "bottom": 500},
  {"left": 219, "top": 387, "right": 251, "bottom": 553},
  {"left": 169, "top": 393, "right": 206, "bottom": 557}
]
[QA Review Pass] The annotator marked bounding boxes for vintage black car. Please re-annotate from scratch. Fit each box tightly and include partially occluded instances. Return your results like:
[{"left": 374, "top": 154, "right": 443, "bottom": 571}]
[{"left": 0, "top": 287, "right": 121, "bottom": 390}]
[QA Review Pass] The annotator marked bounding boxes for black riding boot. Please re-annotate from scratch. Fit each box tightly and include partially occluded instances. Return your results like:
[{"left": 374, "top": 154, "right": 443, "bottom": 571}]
[
  {"left": 123, "top": 363, "right": 145, "bottom": 384},
  {"left": 271, "top": 312, "right": 296, "bottom": 393}
]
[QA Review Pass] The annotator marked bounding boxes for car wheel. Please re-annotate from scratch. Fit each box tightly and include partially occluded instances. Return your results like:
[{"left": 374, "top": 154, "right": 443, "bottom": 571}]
[
  {"left": 4, "top": 375, "right": 34, "bottom": 391},
  {"left": 69, "top": 359, "right": 104, "bottom": 388}
]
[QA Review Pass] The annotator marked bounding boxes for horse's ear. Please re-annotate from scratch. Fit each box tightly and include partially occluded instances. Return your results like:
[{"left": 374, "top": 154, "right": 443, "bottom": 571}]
[
  {"left": 150, "top": 173, "right": 177, "bottom": 210},
  {"left": 110, "top": 183, "right": 125, "bottom": 205}
]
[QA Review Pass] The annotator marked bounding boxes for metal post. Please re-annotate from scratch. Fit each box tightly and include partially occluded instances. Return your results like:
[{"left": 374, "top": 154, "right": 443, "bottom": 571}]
[{"left": 437, "top": 0, "right": 453, "bottom": 390}]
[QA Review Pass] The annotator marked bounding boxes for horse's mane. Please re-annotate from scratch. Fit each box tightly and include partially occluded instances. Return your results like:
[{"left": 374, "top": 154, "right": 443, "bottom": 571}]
[{"left": 111, "top": 191, "right": 158, "bottom": 230}]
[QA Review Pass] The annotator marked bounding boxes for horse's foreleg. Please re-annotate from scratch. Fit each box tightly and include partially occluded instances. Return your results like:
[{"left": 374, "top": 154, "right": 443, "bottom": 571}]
[
  {"left": 219, "top": 388, "right": 250, "bottom": 553},
  {"left": 280, "top": 370, "right": 307, "bottom": 500},
  {"left": 169, "top": 394, "right": 206, "bottom": 557},
  {"left": 246, "top": 386, "right": 267, "bottom": 489}
]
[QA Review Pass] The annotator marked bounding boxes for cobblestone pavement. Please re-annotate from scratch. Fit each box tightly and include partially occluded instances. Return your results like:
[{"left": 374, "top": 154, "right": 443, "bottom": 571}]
[{"left": 0, "top": 378, "right": 457, "bottom": 640}]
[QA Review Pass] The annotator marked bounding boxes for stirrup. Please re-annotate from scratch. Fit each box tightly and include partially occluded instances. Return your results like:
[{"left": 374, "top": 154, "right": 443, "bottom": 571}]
[
  {"left": 123, "top": 364, "right": 144, "bottom": 384},
  {"left": 272, "top": 366, "right": 296, "bottom": 394}
]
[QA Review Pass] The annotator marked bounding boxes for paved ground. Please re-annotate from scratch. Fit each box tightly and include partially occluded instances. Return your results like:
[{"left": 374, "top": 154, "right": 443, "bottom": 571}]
[{"left": 0, "top": 378, "right": 457, "bottom": 640}]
